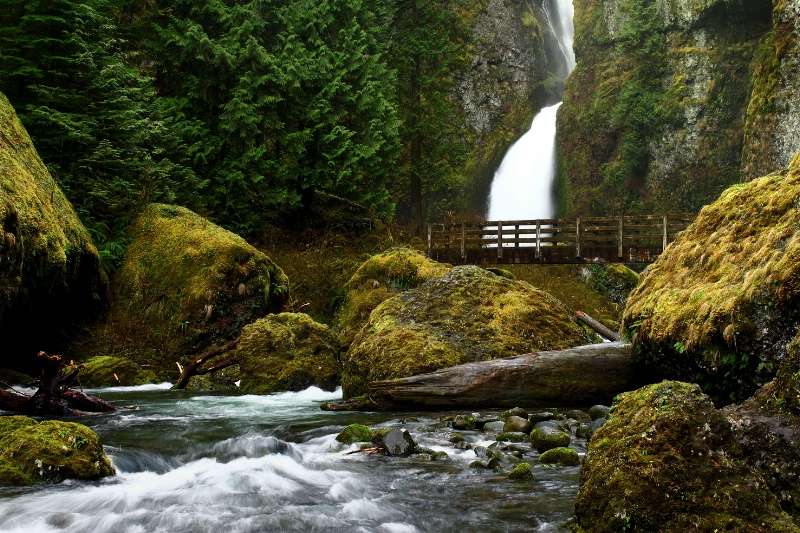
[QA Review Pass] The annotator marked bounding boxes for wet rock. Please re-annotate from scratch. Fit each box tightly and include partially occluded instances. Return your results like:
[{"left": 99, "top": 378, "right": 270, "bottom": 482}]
[
  {"left": 483, "top": 421, "right": 505, "bottom": 433},
  {"left": 383, "top": 429, "right": 416, "bottom": 457},
  {"left": 588, "top": 405, "right": 610, "bottom": 421},
  {"left": 575, "top": 423, "right": 590, "bottom": 439},
  {"left": 502, "top": 407, "right": 529, "bottom": 420},
  {"left": 0, "top": 416, "right": 114, "bottom": 485},
  {"left": 472, "top": 415, "right": 500, "bottom": 430},
  {"left": 496, "top": 432, "right": 529, "bottom": 443},
  {"left": 529, "top": 426, "right": 570, "bottom": 452},
  {"left": 538, "top": 447, "right": 580, "bottom": 467},
  {"left": 503, "top": 415, "right": 532, "bottom": 434},
  {"left": 237, "top": 313, "right": 339, "bottom": 394},
  {"left": 452, "top": 415, "right": 475, "bottom": 431},
  {"left": 566, "top": 410, "right": 591, "bottom": 423},
  {"left": 447, "top": 433, "right": 465, "bottom": 444},
  {"left": 508, "top": 462, "right": 533, "bottom": 480},
  {"left": 529, "top": 411, "right": 558, "bottom": 424},
  {"left": 335, "top": 424, "right": 372, "bottom": 444},
  {"left": 573, "top": 381, "right": 797, "bottom": 533},
  {"left": 342, "top": 265, "right": 591, "bottom": 398},
  {"left": 586, "top": 418, "right": 607, "bottom": 441},
  {"left": 453, "top": 441, "right": 472, "bottom": 451}
]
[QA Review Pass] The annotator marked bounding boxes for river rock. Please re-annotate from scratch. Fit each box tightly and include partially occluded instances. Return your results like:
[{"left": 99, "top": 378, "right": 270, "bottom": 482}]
[
  {"left": 452, "top": 414, "right": 475, "bottom": 431},
  {"left": 529, "top": 426, "right": 570, "bottom": 452},
  {"left": 483, "top": 421, "right": 505, "bottom": 433},
  {"left": 101, "top": 203, "right": 289, "bottom": 376},
  {"left": 507, "top": 462, "right": 533, "bottom": 480},
  {"left": 79, "top": 356, "right": 157, "bottom": 387},
  {"left": 538, "top": 447, "right": 580, "bottom": 467},
  {"left": 503, "top": 415, "right": 532, "bottom": 434},
  {"left": 0, "top": 92, "right": 107, "bottom": 372},
  {"left": 529, "top": 411, "right": 558, "bottom": 424},
  {"left": 341, "top": 265, "right": 591, "bottom": 398},
  {"left": 334, "top": 248, "right": 451, "bottom": 350},
  {"left": 0, "top": 416, "right": 114, "bottom": 485},
  {"left": 335, "top": 424, "right": 372, "bottom": 444},
  {"left": 572, "top": 381, "right": 797, "bottom": 533},
  {"left": 623, "top": 163, "right": 800, "bottom": 402},
  {"left": 502, "top": 407, "right": 529, "bottom": 420},
  {"left": 383, "top": 429, "right": 416, "bottom": 457},
  {"left": 588, "top": 405, "right": 610, "bottom": 421},
  {"left": 237, "top": 313, "right": 339, "bottom": 394},
  {"left": 586, "top": 418, "right": 607, "bottom": 441},
  {"left": 495, "top": 432, "right": 529, "bottom": 443},
  {"left": 565, "top": 410, "right": 591, "bottom": 423}
]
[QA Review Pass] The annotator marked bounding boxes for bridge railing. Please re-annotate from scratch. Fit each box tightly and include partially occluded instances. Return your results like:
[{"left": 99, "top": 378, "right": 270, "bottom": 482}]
[{"left": 427, "top": 214, "right": 696, "bottom": 264}]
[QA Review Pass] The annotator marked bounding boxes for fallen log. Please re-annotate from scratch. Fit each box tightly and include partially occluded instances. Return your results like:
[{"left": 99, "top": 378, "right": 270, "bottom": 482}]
[
  {"left": 576, "top": 311, "right": 620, "bottom": 342},
  {"left": 0, "top": 352, "right": 115, "bottom": 415},
  {"left": 172, "top": 338, "right": 240, "bottom": 390},
  {"left": 362, "top": 342, "right": 658, "bottom": 410}
]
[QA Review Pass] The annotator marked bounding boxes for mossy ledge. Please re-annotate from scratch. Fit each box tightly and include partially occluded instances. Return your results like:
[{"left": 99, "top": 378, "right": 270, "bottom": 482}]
[
  {"left": 342, "top": 265, "right": 590, "bottom": 398},
  {"left": 0, "top": 91, "right": 107, "bottom": 371},
  {"left": 623, "top": 163, "right": 800, "bottom": 402},
  {"left": 0, "top": 416, "right": 114, "bottom": 485},
  {"left": 101, "top": 203, "right": 289, "bottom": 375}
]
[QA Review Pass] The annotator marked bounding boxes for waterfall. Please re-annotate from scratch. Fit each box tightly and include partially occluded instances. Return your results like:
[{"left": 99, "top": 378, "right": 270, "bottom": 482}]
[{"left": 487, "top": 0, "right": 575, "bottom": 221}]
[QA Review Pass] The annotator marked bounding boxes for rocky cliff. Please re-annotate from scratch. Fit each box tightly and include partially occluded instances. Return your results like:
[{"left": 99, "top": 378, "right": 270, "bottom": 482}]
[
  {"left": 556, "top": 0, "right": 795, "bottom": 217},
  {"left": 454, "top": 0, "right": 573, "bottom": 211}
]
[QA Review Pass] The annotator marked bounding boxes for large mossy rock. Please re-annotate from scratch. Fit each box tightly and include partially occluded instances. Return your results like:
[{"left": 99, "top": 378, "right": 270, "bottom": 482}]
[
  {"left": 110, "top": 204, "right": 288, "bottom": 373},
  {"left": 341, "top": 265, "right": 590, "bottom": 398},
  {"left": 334, "top": 248, "right": 451, "bottom": 349},
  {"left": 572, "top": 381, "right": 798, "bottom": 533},
  {"left": 0, "top": 416, "right": 114, "bottom": 485},
  {"left": 238, "top": 313, "right": 339, "bottom": 394},
  {"left": 623, "top": 162, "right": 800, "bottom": 402},
  {"left": 79, "top": 356, "right": 158, "bottom": 387},
  {"left": 0, "top": 92, "right": 107, "bottom": 371}
]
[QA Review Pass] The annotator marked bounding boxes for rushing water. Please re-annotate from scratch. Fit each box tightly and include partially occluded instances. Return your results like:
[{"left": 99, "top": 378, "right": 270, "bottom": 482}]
[
  {"left": 0, "top": 385, "right": 585, "bottom": 532},
  {"left": 487, "top": 0, "right": 575, "bottom": 221}
]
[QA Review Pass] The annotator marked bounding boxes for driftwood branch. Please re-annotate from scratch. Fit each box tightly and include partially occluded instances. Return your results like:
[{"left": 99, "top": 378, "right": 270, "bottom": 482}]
[
  {"left": 360, "top": 342, "right": 657, "bottom": 410},
  {"left": 172, "top": 338, "right": 240, "bottom": 390},
  {"left": 576, "top": 311, "right": 621, "bottom": 342}
]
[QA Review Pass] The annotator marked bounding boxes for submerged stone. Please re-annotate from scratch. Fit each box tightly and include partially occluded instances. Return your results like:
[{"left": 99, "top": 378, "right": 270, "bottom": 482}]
[{"left": 0, "top": 416, "right": 114, "bottom": 485}]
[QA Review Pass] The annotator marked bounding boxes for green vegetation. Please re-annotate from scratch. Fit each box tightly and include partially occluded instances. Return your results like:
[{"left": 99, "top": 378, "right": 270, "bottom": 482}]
[
  {"left": 79, "top": 356, "right": 157, "bottom": 387},
  {"left": 0, "top": 416, "right": 114, "bottom": 485},
  {"left": 623, "top": 167, "right": 800, "bottom": 402}
]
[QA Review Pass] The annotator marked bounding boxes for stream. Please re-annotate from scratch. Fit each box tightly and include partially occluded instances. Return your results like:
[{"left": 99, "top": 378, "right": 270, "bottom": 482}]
[{"left": 0, "top": 385, "right": 585, "bottom": 532}]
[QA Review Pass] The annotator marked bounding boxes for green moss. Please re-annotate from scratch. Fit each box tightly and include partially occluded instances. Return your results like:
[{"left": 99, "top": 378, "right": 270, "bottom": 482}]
[
  {"left": 623, "top": 168, "right": 800, "bottom": 402},
  {"left": 0, "top": 368, "right": 34, "bottom": 385},
  {"left": 335, "top": 423, "right": 373, "bottom": 444},
  {"left": 496, "top": 432, "right": 529, "bottom": 443},
  {"left": 237, "top": 313, "right": 339, "bottom": 394},
  {"left": 79, "top": 356, "right": 157, "bottom": 387},
  {"left": 335, "top": 248, "right": 451, "bottom": 349},
  {"left": 539, "top": 447, "right": 580, "bottom": 466},
  {"left": 508, "top": 462, "right": 534, "bottom": 480},
  {"left": 572, "top": 381, "right": 798, "bottom": 532},
  {"left": 529, "top": 427, "right": 571, "bottom": 452},
  {"left": 342, "top": 265, "right": 590, "bottom": 398},
  {"left": 92, "top": 203, "right": 288, "bottom": 375},
  {"left": 0, "top": 91, "right": 107, "bottom": 371},
  {"left": 0, "top": 416, "right": 114, "bottom": 485}
]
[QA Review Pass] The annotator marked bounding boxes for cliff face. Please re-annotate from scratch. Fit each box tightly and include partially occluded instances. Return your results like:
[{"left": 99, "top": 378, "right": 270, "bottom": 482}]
[
  {"left": 557, "top": 0, "right": 778, "bottom": 217},
  {"left": 455, "top": 0, "right": 571, "bottom": 212}
]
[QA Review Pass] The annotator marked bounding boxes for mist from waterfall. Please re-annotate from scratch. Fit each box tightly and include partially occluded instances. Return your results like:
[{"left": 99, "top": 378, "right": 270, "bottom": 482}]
[{"left": 487, "top": 0, "right": 575, "bottom": 221}]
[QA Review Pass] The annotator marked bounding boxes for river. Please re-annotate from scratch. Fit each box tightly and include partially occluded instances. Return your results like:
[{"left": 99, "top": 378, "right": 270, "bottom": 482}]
[{"left": 0, "top": 385, "right": 585, "bottom": 532}]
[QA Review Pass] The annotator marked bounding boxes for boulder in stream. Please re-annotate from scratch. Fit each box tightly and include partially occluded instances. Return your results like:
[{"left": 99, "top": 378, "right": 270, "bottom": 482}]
[{"left": 0, "top": 416, "right": 114, "bottom": 485}]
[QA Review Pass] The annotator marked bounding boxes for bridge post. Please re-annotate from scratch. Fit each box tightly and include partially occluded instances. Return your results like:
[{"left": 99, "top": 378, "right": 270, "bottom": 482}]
[
  {"left": 618, "top": 217, "right": 623, "bottom": 258},
  {"left": 536, "top": 221, "right": 541, "bottom": 259},
  {"left": 662, "top": 215, "right": 668, "bottom": 252},
  {"left": 461, "top": 222, "right": 466, "bottom": 260},
  {"left": 514, "top": 224, "right": 519, "bottom": 248},
  {"left": 497, "top": 222, "right": 503, "bottom": 259},
  {"left": 576, "top": 217, "right": 582, "bottom": 258}
]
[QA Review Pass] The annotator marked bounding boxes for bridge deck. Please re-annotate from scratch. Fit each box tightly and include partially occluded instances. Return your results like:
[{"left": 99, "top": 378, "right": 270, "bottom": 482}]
[{"left": 428, "top": 214, "right": 696, "bottom": 265}]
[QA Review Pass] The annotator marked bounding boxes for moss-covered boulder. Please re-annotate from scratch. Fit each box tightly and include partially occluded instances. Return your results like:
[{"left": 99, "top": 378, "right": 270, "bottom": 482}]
[
  {"left": 623, "top": 164, "right": 800, "bottom": 402},
  {"left": 335, "top": 248, "right": 451, "bottom": 349},
  {"left": 237, "top": 313, "right": 338, "bottom": 394},
  {"left": 107, "top": 203, "right": 288, "bottom": 373},
  {"left": 342, "top": 265, "right": 590, "bottom": 397},
  {"left": 572, "top": 381, "right": 797, "bottom": 533},
  {"left": 0, "top": 92, "right": 107, "bottom": 371},
  {"left": 0, "top": 416, "right": 114, "bottom": 485},
  {"left": 79, "top": 356, "right": 157, "bottom": 387},
  {"left": 508, "top": 462, "right": 533, "bottom": 480},
  {"left": 529, "top": 426, "right": 571, "bottom": 452},
  {"left": 335, "top": 424, "right": 373, "bottom": 444},
  {"left": 539, "top": 447, "right": 579, "bottom": 466}
]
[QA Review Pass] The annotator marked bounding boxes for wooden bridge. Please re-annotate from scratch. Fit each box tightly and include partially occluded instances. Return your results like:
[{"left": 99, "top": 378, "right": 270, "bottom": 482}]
[{"left": 427, "top": 214, "right": 696, "bottom": 265}]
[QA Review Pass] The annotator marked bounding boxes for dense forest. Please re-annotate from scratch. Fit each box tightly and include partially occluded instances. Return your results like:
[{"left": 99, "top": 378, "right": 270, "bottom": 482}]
[{"left": 0, "top": 0, "right": 478, "bottom": 259}]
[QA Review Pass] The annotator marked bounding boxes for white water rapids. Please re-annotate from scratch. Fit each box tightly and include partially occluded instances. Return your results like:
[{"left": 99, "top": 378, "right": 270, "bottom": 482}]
[{"left": 487, "top": 0, "right": 576, "bottom": 221}]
